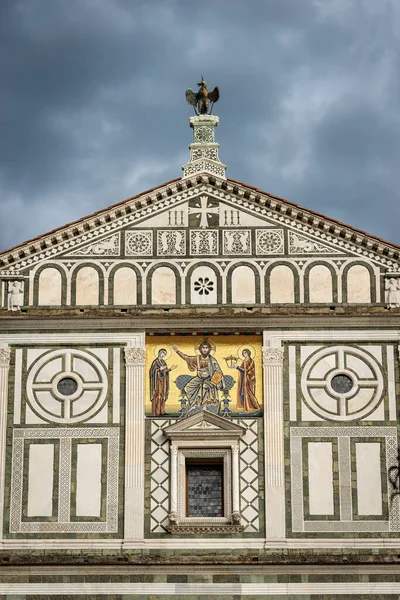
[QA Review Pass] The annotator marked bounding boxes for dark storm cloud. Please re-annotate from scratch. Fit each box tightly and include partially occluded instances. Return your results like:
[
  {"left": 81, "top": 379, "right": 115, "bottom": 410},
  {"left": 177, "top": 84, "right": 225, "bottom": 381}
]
[{"left": 1, "top": 0, "right": 400, "bottom": 251}]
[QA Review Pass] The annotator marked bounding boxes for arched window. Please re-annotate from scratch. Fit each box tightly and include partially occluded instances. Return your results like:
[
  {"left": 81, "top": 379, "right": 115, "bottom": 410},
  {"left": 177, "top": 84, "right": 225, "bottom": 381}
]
[
  {"left": 38, "top": 267, "right": 62, "bottom": 305},
  {"left": 75, "top": 267, "right": 99, "bottom": 305},
  {"left": 113, "top": 267, "right": 137, "bottom": 305},
  {"left": 270, "top": 265, "right": 295, "bottom": 304},
  {"left": 308, "top": 265, "right": 333, "bottom": 303},
  {"left": 151, "top": 267, "right": 177, "bottom": 305},
  {"left": 346, "top": 264, "right": 371, "bottom": 303},
  {"left": 231, "top": 266, "right": 256, "bottom": 304}
]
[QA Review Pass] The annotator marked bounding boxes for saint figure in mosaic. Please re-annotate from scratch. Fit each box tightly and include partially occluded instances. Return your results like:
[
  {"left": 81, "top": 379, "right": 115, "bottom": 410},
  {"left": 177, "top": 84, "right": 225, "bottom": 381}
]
[
  {"left": 235, "top": 349, "right": 260, "bottom": 412},
  {"left": 172, "top": 339, "right": 224, "bottom": 410},
  {"left": 149, "top": 348, "right": 176, "bottom": 416}
]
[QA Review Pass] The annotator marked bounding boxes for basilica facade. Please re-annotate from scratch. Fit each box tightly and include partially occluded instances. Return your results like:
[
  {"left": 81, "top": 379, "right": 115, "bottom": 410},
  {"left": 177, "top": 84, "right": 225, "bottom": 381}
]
[{"left": 0, "top": 110, "right": 400, "bottom": 598}]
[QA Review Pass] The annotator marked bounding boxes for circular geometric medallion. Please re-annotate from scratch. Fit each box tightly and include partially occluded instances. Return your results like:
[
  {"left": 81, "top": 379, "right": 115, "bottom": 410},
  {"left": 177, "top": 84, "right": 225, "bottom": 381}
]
[
  {"left": 301, "top": 346, "right": 383, "bottom": 421},
  {"left": 27, "top": 349, "right": 108, "bottom": 424}
]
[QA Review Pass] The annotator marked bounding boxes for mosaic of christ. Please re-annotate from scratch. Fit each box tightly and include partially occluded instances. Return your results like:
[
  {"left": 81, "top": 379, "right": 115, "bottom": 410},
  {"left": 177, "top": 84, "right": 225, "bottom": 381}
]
[{"left": 146, "top": 336, "right": 263, "bottom": 417}]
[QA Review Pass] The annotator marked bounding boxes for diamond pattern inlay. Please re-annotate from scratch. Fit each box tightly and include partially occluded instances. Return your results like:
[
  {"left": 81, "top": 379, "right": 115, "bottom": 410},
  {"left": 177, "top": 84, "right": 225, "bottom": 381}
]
[{"left": 149, "top": 418, "right": 260, "bottom": 534}]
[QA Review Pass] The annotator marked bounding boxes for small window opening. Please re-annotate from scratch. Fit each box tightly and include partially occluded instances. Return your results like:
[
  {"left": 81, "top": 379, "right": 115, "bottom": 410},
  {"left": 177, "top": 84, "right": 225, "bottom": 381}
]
[{"left": 186, "top": 458, "right": 223, "bottom": 518}]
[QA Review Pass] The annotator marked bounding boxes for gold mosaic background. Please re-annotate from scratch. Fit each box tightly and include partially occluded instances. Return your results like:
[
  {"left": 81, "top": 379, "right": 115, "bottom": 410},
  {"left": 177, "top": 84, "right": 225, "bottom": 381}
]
[{"left": 145, "top": 335, "right": 263, "bottom": 415}]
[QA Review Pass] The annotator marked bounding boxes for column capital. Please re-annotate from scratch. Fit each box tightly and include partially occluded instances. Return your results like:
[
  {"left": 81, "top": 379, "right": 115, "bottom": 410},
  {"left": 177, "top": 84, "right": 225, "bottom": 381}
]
[
  {"left": 0, "top": 346, "right": 11, "bottom": 368},
  {"left": 124, "top": 346, "right": 146, "bottom": 366},
  {"left": 262, "top": 346, "right": 284, "bottom": 367}
]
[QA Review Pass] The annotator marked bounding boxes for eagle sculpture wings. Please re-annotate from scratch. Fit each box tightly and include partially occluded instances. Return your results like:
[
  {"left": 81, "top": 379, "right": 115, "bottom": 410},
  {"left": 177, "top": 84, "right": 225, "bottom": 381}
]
[{"left": 185, "top": 77, "right": 220, "bottom": 115}]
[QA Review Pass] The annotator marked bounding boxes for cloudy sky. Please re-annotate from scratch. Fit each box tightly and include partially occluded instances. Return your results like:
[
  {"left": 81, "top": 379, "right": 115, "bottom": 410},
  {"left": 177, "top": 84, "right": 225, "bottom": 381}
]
[{"left": 1, "top": 0, "right": 400, "bottom": 252}]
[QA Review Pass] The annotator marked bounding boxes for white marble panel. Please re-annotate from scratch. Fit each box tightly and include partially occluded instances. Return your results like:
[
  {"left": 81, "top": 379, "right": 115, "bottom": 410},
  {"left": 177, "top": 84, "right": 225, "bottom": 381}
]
[
  {"left": 300, "top": 345, "right": 320, "bottom": 364},
  {"left": 151, "top": 267, "right": 176, "bottom": 304},
  {"left": 346, "top": 354, "right": 374, "bottom": 378},
  {"left": 34, "top": 391, "right": 62, "bottom": 416},
  {"left": 308, "top": 265, "right": 333, "bottom": 303},
  {"left": 35, "top": 357, "right": 62, "bottom": 382},
  {"left": 38, "top": 267, "right": 62, "bottom": 305},
  {"left": 73, "top": 357, "right": 98, "bottom": 381},
  {"left": 27, "top": 444, "right": 54, "bottom": 516},
  {"left": 76, "top": 443, "right": 102, "bottom": 517},
  {"left": 75, "top": 266, "right": 99, "bottom": 305},
  {"left": 355, "top": 442, "right": 382, "bottom": 515},
  {"left": 231, "top": 266, "right": 255, "bottom": 303},
  {"left": 347, "top": 265, "right": 371, "bottom": 303},
  {"left": 308, "top": 442, "right": 334, "bottom": 515},
  {"left": 309, "top": 354, "right": 336, "bottom": 379},
  {"left": 113, "top": 267, "right": 137, "bottom": 305},
  {"left": 270, "top": 265, "right": 294, "bottom": 303},
  {"left": 25, "top": 404, "right": 45, "bottom": 424},
  {"left": 26, "top": 348, "right": 48, "bottom": 368},
  {"left": 347, "top": 388, "right": 375, "bottom": 414}
]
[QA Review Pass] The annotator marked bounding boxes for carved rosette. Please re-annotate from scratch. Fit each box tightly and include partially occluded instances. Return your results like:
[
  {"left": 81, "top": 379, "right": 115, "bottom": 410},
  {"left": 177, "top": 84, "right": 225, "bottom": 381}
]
[
  {"left": 0, "top": 347, "right": 11, "bottom": 368},
  {"left": 124, "top": 346, "right": 146, "bottom": 366},
  {"left": 262, "top": 347, "right": 284, "bottom": 367}
]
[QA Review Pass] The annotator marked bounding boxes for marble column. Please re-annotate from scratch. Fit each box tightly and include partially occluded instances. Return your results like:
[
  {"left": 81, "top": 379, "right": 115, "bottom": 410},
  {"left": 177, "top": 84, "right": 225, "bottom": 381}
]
[
  {"left": 0, "top": 346, "right": 11, "bottom": 539},
  {"left": 123, "top": 345, "right": 146, "bottom": 541},
  {"left": 263, "top": 346, "right": 285, "bottom": 538}
]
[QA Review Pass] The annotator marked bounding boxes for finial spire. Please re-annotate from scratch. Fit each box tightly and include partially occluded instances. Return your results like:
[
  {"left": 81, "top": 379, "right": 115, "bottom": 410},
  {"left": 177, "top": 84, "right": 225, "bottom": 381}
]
[{"left": 182, "top": 78, "right": 226, "bottom": 179}]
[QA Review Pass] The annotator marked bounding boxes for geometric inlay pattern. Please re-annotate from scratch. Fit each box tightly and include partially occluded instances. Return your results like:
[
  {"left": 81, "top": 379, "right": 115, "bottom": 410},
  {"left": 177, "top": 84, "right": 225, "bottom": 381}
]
[
  {"left": 9, "top": 427, "right": 119, "bottom": 534},
  {"left": 238, "top": 419, "right": 259, "bottom": 533},
  {"left": 150, "top": 419, "right": 171, "bottom": 533},
  {"left": 255, "top": 229, "right": 284, "bottom": 255},
  {"left": 125, "top": 231, "right": 153, "bottom": 256},
  {"left": 149, "top": 418, "right": 259, "bottom": 534},
  {"left": 300, "top": 346, "right": 384, "bottom": 422},
  {"left": 190, "top": 230, "right": 218, "bottom": 255},
  {"left": 26, "top": 349, "right": 109, "bottom": 424}
]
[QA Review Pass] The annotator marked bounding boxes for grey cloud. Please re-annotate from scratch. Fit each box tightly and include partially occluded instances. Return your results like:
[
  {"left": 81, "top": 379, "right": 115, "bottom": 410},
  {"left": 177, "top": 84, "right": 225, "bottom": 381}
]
[{"left": 1, "top": 0, "right": 400, "bottom": 251}]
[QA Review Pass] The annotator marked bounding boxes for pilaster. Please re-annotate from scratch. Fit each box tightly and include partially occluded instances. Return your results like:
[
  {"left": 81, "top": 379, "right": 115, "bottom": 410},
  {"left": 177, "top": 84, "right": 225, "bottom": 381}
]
[
  {"left": 123, "top": 345, "right": 146, "bottom": 541},
  {"left": 0, "top": 345, "right": 11, "bottom": 539},
  {"left": 262, "top": 345, "right": 285, "bottom": 539}
]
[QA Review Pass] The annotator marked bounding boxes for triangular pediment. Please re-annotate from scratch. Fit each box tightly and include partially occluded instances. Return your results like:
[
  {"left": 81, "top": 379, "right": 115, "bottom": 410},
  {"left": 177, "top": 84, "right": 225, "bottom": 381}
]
[
  {"left": 163, "top": 409, "right": 246, "bottom": 440},
  {"left": 0, "top": 174, "right": 399, "bottom": 276}
]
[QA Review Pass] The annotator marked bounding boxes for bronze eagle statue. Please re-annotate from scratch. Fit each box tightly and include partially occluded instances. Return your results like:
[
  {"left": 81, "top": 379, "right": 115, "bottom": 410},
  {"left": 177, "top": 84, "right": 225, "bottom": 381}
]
[{"left": 185, "top": 77, "right": 220, "bottom": 115}]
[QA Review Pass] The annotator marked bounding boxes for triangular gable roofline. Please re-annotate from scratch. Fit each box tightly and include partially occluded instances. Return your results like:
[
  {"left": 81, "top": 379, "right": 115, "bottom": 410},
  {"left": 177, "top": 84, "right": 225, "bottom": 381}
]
[{"left": 1, "top": 173, "right": 399, "bottom": 268}]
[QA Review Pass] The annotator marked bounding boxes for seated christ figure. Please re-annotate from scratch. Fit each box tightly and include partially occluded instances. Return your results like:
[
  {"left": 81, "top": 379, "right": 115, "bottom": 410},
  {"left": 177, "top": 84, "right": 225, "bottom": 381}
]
[{"left": 172, "top": 340, "right": 224, "bottom": 411}]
